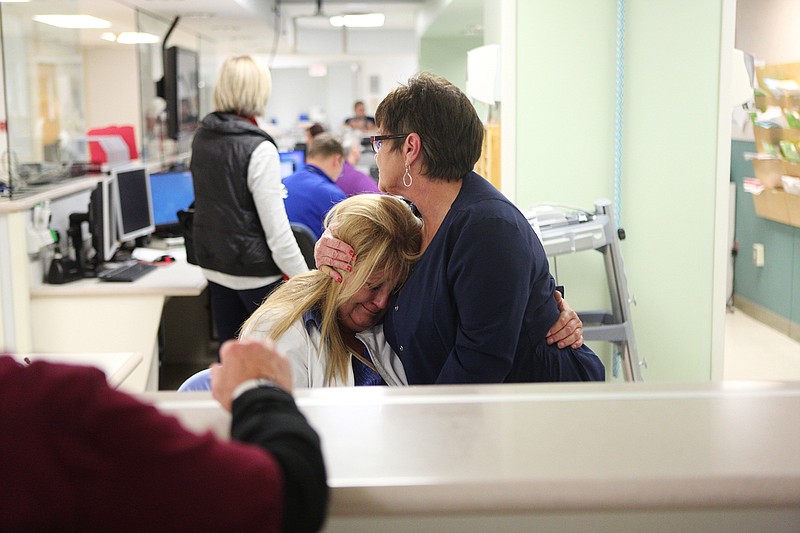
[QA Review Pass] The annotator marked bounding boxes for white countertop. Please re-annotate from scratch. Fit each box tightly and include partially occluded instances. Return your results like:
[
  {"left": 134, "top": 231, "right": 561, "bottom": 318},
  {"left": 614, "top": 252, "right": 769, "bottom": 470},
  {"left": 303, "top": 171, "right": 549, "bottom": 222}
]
[
  {"left": 30, "top": 250, "right": 206, "bottom": 297},
  {"left": 12, "top": 351, "right": 142, "bottom": 388},
  {"left": 0, "top": 176, "right": 102, "bottom": 213},
  {"left": 142, "top": 380, "right": 800, "bottom": 516}
]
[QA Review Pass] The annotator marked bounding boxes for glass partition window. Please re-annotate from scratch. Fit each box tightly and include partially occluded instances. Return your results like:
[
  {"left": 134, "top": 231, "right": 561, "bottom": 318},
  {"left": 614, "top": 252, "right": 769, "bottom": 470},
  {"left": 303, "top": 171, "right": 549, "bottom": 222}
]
[{"left": 0, "top": 1, "right": 87, "bottom": 194}]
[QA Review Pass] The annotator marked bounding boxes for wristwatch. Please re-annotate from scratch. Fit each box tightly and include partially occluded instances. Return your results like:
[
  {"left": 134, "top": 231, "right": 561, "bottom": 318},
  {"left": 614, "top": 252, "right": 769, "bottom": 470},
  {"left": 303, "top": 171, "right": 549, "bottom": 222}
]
[{"left": 232, "top": 378, "right": 282, "bottom": 400}]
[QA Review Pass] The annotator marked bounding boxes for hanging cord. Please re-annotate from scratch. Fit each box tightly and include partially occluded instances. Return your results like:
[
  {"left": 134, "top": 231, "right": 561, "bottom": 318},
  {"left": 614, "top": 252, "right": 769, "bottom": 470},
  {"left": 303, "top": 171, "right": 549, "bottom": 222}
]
[
  {"left": 269, "top": 1, "right": 283, "bottom": 68},
  {"left": 614, "top": 0, "right": 625, "bottom": 230},
  {"left": 612, "top": 0, "right": 625, "bottom": 378}
]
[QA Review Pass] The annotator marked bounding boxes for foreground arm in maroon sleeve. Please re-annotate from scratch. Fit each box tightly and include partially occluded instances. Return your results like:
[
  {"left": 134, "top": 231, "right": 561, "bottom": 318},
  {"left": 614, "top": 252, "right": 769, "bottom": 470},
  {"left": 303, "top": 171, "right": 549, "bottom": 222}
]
[{"left": 0, "top": 356, "right": 286, "bottom": 532}]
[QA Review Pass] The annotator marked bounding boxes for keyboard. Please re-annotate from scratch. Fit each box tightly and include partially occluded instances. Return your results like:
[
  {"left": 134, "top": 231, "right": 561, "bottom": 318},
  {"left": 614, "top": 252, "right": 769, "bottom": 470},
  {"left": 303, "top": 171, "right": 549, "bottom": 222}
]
[{"left": 98, "top": 261, "right": 157, "bottom": 282}]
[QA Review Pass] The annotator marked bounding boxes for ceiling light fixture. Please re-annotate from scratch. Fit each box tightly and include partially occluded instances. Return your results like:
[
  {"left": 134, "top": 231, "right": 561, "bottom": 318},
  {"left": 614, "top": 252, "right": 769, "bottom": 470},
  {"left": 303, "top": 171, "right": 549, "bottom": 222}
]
[
  {"left": 98, "top": 31, "right": 160, "bottom": 44},
  {"left": 33, "top": 14, "right": 111, "bottom": 29},
  {"left": 329, "top": 13, "right": 385, "bottom": 28},
  {"left": 116, "top": 32, "right": 160, "bottom": 44}
]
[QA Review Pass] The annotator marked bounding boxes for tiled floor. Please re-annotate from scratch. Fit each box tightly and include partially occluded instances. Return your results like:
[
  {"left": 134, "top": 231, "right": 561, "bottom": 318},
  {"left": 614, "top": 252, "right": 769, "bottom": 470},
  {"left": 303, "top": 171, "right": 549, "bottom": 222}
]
[{"left": 724, "top": 308, "right": 800, "bottom": 381}]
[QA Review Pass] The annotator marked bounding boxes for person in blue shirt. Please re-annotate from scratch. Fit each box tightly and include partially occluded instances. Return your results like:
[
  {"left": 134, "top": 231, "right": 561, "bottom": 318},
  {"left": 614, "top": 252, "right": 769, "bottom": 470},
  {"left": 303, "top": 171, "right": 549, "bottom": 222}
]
[
  {"left": 316, "top": 72, "right": 603, "bottom": 385},
  {"left": 282, "top": 133, "right": 347, "bottom": 239}
]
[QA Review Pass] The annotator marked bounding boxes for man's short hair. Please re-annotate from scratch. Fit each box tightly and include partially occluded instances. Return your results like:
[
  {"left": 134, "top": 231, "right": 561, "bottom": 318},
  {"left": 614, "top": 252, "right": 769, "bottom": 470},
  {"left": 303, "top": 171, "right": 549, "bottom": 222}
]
[{"left": 308, "top": 133, "right": 345, "bottom": 159}]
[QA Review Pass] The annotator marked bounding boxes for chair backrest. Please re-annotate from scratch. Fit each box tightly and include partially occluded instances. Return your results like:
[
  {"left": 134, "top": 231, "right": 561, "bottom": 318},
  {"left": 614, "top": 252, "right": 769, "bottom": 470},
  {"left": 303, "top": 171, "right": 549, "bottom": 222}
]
[{"left": 291, "top": 222, "right": 317, "bottom": 269}]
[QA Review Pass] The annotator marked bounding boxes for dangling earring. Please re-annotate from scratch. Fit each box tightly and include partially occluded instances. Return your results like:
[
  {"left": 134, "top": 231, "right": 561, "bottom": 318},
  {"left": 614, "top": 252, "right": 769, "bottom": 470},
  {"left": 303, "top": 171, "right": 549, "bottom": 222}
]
[{"left": 403, "top": 166, "right": 413, "bottom": 188}]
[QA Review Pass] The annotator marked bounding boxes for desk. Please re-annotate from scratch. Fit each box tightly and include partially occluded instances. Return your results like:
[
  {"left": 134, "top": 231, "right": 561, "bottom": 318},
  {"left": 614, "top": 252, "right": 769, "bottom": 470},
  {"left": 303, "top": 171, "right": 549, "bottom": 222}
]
[
  {"left": 1, "top": 179, "right": 207, "bottom": 393},
  {"left": 142, "top": 381, "right": 800, "bottom": 532},
  {"left": 29, "top": 253, "right": 206, "bottom": 392},
  {"left": 11, "top": 351, "right": 142, "bottom": 388},
  {"left": 0, "top": 178, "right": 102, "bottom": 352}
]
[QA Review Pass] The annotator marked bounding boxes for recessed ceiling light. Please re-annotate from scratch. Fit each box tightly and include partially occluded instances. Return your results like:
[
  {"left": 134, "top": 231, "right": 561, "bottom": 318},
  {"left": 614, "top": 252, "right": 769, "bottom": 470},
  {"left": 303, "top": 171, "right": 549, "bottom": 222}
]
[
  {"left": 33, "top": 14, "right": 111, "bottom": 29},
  {"left": 99, "top": 31, "right": 160, "bottom": 44},
  {"left": 116, "top": 32, "right": 160, "bottom": 44},
  {"left": 330, "top": 13, "right": 385, "bottom": 28}
]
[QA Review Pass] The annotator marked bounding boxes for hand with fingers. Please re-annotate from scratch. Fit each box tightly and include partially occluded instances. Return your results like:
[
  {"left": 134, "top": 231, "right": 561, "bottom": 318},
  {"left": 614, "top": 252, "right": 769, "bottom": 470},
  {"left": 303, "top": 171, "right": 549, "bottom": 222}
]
[
  {"left": 546, "top": 289, "right": 584, "bottom": 349},
  {"left": 210, "top": 337, "right": 293, "bottom": 411},
  {"left": 314, "top": 228, "right": 354, "bottom": 283}
]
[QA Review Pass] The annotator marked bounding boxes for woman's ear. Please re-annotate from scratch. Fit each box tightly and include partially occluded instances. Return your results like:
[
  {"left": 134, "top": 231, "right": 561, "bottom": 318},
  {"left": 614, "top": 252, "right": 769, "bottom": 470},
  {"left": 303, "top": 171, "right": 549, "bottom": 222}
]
[{"left": 404, "top": 132, "right": 423, "bottom": 168}]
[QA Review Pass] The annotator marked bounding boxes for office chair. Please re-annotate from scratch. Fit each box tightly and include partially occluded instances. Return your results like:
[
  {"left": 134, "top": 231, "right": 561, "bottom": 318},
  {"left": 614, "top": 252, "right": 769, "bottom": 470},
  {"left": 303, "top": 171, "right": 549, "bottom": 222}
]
[
  {"left": 177, "top": 368, "right": 211, "bottom": 392},
  {"left": 291, "top": 222, "right": 317, "bottom": 269}
]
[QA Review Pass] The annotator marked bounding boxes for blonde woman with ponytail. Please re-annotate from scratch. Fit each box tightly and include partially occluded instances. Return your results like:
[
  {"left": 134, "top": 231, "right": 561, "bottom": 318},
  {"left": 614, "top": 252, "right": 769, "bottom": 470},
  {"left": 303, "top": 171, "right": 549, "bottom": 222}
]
[{"left": 238, "top": 194, "right": 422, "bottom": 387}]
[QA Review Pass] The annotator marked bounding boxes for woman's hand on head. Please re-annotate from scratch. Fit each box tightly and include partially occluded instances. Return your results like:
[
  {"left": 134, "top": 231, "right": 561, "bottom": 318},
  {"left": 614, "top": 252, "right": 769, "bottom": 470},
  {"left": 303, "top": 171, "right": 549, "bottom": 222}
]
[
  {"left": 314, "top": 228, "right": 354, "bottom": 283},
  {"left": 546, "top": 290, "right": 584, "bottom": 349}
]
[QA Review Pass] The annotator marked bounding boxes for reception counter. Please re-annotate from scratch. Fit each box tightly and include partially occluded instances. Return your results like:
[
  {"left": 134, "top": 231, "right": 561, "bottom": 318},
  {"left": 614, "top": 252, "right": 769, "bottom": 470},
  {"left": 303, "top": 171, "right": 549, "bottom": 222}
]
[{"left": 141, "top": 381, "right": 800, "bottom": 532}]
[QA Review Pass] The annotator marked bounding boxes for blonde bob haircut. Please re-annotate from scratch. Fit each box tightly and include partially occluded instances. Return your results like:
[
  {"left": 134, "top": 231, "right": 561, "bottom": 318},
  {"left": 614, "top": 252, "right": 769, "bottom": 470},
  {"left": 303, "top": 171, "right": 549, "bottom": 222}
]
[
  {"left": 241, "top": 194, "right": 422, "bottom": 385},
  {"left": 212, "top": 55, "right": 272, "bottom": 117}
]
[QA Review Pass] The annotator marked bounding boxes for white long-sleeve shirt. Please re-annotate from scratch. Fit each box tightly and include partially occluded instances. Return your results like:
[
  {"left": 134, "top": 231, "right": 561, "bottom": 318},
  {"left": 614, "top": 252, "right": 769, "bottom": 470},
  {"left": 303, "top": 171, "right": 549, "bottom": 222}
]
[{"left": 202, "top": 141, "right": 309, "bottom": 290}]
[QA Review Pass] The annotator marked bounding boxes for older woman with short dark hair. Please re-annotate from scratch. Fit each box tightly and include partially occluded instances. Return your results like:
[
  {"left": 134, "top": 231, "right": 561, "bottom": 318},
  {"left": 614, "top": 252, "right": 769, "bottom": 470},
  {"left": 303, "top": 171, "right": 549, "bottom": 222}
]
[{"left": 318, "top": 72, "right": 604, "bottom": 384}]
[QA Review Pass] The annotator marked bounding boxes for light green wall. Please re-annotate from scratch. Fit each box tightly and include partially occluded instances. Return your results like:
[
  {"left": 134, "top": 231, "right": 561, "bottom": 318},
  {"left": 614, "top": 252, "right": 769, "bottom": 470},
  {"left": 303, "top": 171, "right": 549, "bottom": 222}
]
[
  {"left": 419, "top": 36, "right": 483, "bottom": 91},
  {"left": 516, "top": 0, "right": 726, "bottom": 381}
]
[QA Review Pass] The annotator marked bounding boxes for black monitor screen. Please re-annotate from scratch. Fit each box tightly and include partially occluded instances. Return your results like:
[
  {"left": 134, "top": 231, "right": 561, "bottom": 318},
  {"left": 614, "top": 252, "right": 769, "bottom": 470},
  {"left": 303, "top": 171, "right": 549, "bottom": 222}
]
[
  {"left": 115, "top": 166, "right": 155, "bottom": 242},
  {"left": 149, "top": 170, "right": 194, "bottom": 228},
  {"left": 165, "top": 46, "right": 200, "bottom": 141},
  {"left": 89, "top": 176, "right": 118, "bottom": 263}
]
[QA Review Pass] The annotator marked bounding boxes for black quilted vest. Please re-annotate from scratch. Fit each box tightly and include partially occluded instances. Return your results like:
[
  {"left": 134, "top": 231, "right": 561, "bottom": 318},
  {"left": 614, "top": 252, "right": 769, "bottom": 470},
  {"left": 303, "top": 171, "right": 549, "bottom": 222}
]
[{"left": 190, "top": 112, "right": 282, "bottom": 277}]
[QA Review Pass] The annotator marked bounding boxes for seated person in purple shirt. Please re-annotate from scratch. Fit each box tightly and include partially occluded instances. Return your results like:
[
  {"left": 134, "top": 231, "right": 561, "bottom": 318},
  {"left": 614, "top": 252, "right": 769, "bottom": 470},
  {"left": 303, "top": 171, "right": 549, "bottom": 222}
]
[
  {"left": 336, "top": 132, "right": 380, "bottom": 197},
  {"left": 282, "top": 133, "right": 347, "bottom": 239}
]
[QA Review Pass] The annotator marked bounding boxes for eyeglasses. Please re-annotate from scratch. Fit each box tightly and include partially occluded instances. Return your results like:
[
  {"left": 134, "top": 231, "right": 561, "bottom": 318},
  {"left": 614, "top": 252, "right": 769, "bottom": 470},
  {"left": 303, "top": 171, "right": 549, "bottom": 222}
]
[{"left": 369, "top": 133, "right": 409, "bottom": 153}]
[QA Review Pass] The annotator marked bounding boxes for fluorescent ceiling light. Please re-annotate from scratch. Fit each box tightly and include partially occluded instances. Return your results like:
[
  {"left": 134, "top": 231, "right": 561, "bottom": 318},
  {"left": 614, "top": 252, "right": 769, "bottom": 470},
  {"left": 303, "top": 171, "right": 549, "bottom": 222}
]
[
  {"left": 33, "top": 14, "right": 111, "bottom": 29},
  {"left": 330, "top": 13, "right": 385, "bottom": 28},
  {"left": 116, "top": 32, "right": 160, "bottom": 44},
  {"left": 99, "top": 31, "right": 160, "bottom": 44}
]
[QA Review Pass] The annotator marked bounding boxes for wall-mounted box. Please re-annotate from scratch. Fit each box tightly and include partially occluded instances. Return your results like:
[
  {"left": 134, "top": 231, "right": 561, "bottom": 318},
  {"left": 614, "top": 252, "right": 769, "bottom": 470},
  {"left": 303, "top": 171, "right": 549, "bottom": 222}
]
[
  {"left": 751, "top": 187, "right": 800, "bottom": 227},
  {"left": 751, "top": 157, "right": 783, "bottom": 187},
  {"left": 786, "top": 191, "right": 800, "bottom": 226}
]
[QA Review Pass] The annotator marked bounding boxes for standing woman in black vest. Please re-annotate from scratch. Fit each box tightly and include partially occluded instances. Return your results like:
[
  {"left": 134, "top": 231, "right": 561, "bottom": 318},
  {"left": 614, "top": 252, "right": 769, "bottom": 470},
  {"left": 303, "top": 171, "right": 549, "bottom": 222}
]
[{"left": 191, "top": 56, "right": 309, "bottom": 349}]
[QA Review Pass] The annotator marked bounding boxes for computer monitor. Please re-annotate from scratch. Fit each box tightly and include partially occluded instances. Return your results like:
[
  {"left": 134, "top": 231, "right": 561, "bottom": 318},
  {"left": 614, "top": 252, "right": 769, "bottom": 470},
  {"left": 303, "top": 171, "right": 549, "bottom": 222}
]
[
  {"left": 149, "top": 170, "right": 194, "bottom": 234},
  {"left": 279, "top": 159, "right": 295, "bottom": 179},
  {"left": 113, "top": 164, "right": 155, "bottom": 243},
  {"left": 88, "top": 175, "right": 119, "bottom": 264},
  {"left": 279, "top": 150, "right": 305, "bottom": 178}
]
